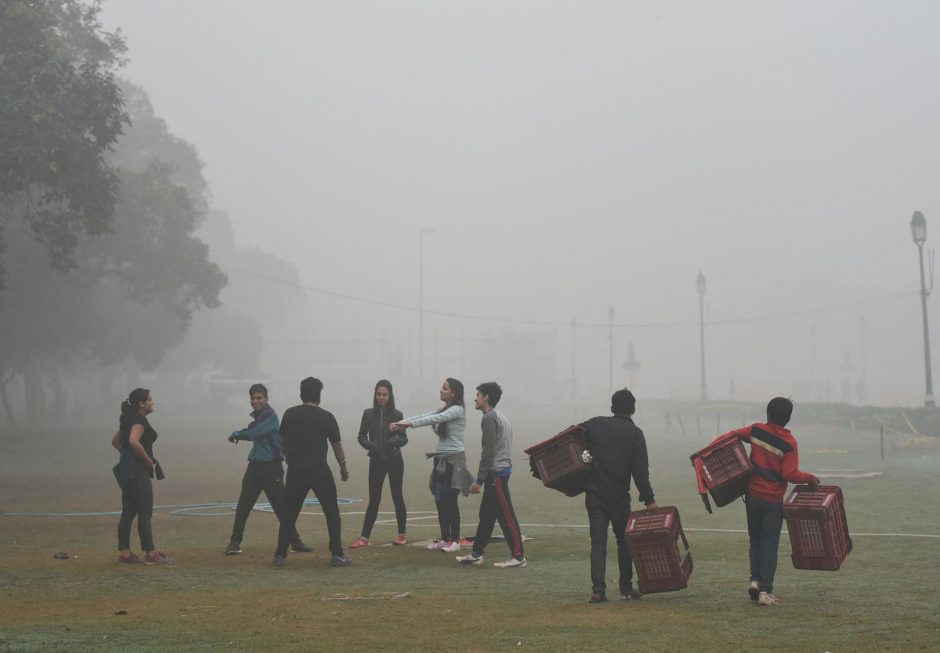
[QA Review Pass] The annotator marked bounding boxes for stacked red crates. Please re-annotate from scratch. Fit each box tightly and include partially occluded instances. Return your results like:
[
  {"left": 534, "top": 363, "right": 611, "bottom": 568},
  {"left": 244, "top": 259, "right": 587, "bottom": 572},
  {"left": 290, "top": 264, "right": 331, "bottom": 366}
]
[
  {"left": 689, "top": 437, "right": 752, "bottom": 512},
  {"left": 524, "top": 425, "right": 591, "bottom": 497},
  {"left": 784, "top": 485, "right": 852, "bottom": 571},
  {"left": 625, "top": 506, "right": 693, "bottom": 594}
]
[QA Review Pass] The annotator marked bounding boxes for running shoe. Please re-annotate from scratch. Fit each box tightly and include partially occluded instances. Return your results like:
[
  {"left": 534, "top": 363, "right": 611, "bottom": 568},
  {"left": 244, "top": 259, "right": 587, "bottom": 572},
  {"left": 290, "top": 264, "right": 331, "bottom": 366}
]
[
  {"left": 349, "top": 537, "right": 370, "bottom": 549},
  {"left": 620, "top": 588, "right": 642, "bottom": 600},
  {"left": 758, "top": 592, "right": 779, "bottom": 606},
  {"left": 117, "top": 553, "right": 143, "bottom": 564},
  {"left": 330, "top": 554, "right": 353, "bottom": 567},
  {"left": 459, "top": 537, "right": 473, "bottom": 546},
  {"left": 225, "top": 541, "right": 242, "bottom": 555},
  {"left": 144, "top": 551, "right": 175, "bottom": 565},
  {"left": 441, "top": 540, "right": 460, "bottom": 553},
  {"left": 456, "top": 553, "right": 482, "bottom": 565},
  {"left": 493, "top": 557, "right": 526, "bottom": 568},
  {"left": 273, "top": 554, "right": 286, "bottom": 568},
  {"left": 426, "top": 539, "right": 447, "bottom": 550},
  {"left": 392, "top": 533, "right": 407, "bottom": 546},
  {"left": 290, "top": 539, "right": 314, "bottom": 553}
]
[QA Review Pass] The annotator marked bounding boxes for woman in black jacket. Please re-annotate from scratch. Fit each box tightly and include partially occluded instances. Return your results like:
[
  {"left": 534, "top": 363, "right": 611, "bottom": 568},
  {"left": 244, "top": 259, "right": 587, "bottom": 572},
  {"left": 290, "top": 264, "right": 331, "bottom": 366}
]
[{"left": 350, "top": 380, "right": 408, "bottom": 547}]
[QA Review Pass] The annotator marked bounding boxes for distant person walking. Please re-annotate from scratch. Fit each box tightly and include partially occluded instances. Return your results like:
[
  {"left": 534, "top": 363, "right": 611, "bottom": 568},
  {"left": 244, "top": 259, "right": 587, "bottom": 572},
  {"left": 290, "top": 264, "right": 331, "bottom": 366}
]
[
  {"left": 274, "top": 377, "right": 351, "bottom": 568},
  {"left": 350, "top": 380, "right": 409, "bottom": 549},
  {"left": 581, "top": 389, "right": 656, "bottom": 603},
  {"left": 224, "top": 383, "right": 312, "bottom": 556},
  {"left": 111, "top": 388, "right": 173, "bottom": 565},
  {"left": 456, "top": 382, "right": 526, "bottom": 568},
  {"left": 391, "top": 378, "right": 472, "bottom": 553},
  {"left": 707, "top": 397, "right": 819, "bottom": 606}
]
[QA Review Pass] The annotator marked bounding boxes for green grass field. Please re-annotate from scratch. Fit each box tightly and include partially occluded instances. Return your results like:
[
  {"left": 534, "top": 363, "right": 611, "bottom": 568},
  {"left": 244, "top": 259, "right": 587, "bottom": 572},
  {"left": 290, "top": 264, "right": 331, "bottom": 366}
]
[{"left": 1, "top": 409, "right": 938, "bottom": 652}]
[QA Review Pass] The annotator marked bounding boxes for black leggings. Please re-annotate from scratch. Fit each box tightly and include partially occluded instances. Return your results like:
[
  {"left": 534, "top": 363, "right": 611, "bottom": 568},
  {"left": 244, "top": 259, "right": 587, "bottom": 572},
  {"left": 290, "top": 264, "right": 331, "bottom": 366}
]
[
  {"left": 118, "top": 475, "right": 154, "bottom": 551},
  {"left": 230, "top": 461, "right": 297, "bottom": 544},
  {"left": 433, "top": 462, "right": 460, "bottom": 542},
  {"left": 361, "top": 455, "right": 407, "bottom": 538}
]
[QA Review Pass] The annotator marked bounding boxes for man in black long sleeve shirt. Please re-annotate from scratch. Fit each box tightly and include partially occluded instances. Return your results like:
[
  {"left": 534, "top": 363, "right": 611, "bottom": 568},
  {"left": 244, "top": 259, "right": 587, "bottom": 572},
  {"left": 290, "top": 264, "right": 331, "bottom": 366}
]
[{"left": 581, "top": 389, "right": 657, "bottom": 603}]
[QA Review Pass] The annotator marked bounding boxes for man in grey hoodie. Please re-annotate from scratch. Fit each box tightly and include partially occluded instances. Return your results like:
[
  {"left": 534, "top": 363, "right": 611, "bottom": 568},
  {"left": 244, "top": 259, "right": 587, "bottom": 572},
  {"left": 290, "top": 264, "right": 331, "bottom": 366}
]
[{"left": 456, "top": 382, "right": 526, "bottom": 568}]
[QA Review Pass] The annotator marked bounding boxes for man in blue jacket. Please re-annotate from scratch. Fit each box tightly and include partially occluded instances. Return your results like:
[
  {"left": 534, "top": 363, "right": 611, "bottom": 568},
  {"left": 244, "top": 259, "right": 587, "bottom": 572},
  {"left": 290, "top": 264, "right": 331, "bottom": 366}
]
[{"left": 225, "top": 384, "right": 312, "bottom": 555}]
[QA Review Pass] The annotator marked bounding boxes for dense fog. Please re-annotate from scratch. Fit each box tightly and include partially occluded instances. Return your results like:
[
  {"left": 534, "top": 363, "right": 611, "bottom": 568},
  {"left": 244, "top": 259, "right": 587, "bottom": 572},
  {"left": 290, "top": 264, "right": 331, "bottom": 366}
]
[{"left": 4, "top": 1, "right": 940, "bottom": 427}]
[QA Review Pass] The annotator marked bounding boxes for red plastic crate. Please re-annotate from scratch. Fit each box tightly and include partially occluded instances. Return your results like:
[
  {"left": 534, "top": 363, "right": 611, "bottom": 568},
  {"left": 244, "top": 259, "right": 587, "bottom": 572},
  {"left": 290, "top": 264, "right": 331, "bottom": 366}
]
[
  {"left": 524, "top": 425, "right": 591, "bottom": 497},
  {"left": 690, "top": 438, "right": 752, "bottom": 508},
  {"left": 784, "top": 484, "right": 852, "bottom": 571},
  {"left": 625, "top": 506, "right": 693, "bottom": 594}
]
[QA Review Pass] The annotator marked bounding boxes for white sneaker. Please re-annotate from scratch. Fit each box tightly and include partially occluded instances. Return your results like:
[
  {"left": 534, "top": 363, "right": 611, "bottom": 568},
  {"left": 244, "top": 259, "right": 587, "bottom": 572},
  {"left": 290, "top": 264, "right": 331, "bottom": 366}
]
[
  {"left": 493, "top": 557, "right": 527, "bottom": 568},
  {"left": 426, "top": 539, "right": 447, "bottom": 551},
  {"left": 442, "top": 540, "right": 461, "bottom": 553},
  {"left": 757, "top": 591, "right": 779, "bottom": 606},
  {"left": 456, "top": 553, "right": 482, "bottom": 565}
]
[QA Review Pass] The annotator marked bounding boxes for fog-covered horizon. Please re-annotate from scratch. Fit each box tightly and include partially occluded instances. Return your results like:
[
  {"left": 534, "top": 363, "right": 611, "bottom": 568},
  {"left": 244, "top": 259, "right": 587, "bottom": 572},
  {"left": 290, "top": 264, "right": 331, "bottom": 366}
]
[{"left": 40, "top": 1, "right": 940, "bottom": 408}]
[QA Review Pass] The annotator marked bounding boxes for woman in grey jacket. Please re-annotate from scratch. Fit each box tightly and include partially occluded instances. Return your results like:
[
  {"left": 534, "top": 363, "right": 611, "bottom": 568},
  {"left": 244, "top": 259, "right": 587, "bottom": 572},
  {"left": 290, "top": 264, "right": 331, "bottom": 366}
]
[{"left": 390, "top": 378, "right": 471, "bottom": 553}]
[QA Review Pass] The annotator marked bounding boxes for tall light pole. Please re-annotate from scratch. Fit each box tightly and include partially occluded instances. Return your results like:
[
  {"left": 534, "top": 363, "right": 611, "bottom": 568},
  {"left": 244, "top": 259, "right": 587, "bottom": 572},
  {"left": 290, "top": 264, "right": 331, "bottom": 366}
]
[
  {"left": 418, "top": 227, "right": 436, "bottom": 390},
  {"left": 910, "top": 211, "right": 934, "bottom": 407},
  {"left": 696, "top": 271, "right": 707, "bottom": 402},
  {"left": 608, "top": 306, "right": 614, "bottom": 395}
]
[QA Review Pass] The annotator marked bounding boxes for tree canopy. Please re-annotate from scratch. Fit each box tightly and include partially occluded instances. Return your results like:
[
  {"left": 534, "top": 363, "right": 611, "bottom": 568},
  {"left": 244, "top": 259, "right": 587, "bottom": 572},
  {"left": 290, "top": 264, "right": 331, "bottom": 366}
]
[{"left": 0, "top": 0, "right": 128, "bottom": 287}]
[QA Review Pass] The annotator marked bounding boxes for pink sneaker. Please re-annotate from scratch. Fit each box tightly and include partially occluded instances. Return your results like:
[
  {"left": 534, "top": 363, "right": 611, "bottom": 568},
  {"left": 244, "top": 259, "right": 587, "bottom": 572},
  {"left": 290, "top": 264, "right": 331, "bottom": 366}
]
[
  {"left": 349, "top": 537, "right": 370, "bottom": 549},
  {"left": 392, "top": 534, "right": 407, "bottom": 546},
  {"left": 459, "top": 537, "right": 472, "bottom": 547}
]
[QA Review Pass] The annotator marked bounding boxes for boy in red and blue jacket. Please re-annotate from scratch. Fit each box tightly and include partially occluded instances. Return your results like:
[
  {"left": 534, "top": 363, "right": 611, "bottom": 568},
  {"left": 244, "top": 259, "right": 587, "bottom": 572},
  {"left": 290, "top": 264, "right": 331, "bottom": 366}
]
[{"left": 710, "top": 397, "right": 818, "bottom": 606}]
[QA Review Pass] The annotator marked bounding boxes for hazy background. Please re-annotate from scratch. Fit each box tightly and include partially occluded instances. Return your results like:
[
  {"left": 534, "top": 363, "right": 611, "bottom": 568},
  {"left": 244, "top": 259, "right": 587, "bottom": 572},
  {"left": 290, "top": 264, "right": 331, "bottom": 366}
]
[{"left": 8, "top": 1, "right": 940, "bottom": 425}]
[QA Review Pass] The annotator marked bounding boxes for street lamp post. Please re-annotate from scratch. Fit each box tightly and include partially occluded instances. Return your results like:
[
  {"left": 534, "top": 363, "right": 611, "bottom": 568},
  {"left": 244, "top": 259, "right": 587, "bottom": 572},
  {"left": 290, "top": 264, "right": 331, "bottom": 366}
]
[
  {"left": 910, "top": 211, "right": 934, "bottom": 407},
  {"left": 419, "top": 227, "right": 436, "bottom": 390},
  {"left": 696, "top": 271, "right": 707, "bottom": 402}
]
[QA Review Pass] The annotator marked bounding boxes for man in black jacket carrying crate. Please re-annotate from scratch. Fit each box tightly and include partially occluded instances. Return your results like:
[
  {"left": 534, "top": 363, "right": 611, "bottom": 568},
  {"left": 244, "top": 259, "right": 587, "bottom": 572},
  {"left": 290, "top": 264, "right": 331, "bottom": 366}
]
[{"left": 581, "top": 388, "right": 657, "bottom": 603}]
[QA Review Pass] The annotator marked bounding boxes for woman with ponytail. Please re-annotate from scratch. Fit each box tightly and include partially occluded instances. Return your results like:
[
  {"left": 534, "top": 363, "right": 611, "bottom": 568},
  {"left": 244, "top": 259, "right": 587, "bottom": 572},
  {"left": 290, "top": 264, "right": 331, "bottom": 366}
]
[
  {"left": 110, "top": 388, "right": 173, "bottom": 565},
  {"left": 390, "top": 378, "right": 472, "bottom": 553}
]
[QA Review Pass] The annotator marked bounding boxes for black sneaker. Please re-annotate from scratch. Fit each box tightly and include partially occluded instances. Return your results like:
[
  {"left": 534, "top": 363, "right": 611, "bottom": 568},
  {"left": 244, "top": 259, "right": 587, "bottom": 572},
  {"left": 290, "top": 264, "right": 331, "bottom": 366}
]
[
  {"left": 225, "top": 541, "right": 242, "bottom": 555},
  {"left": 291, "top": 540, "right": 314, "bottom": 553},
  {"left": 273, "top": 554, "right": 286, "bottom": 568},
  {"left": 330, "top": 554, "right": 352, "bottom": 567},
  {"left": 620, "top": 588, "right": 642, "bottom": 600}
]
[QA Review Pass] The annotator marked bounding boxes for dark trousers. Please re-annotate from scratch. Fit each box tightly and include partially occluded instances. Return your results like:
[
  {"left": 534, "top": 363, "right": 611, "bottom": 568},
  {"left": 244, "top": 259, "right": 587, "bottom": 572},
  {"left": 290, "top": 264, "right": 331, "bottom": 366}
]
[
  {"left": 432, "top": 462, "right": 460, "bottom": 542},
  {"left": 585, "top": 491, "right": 633, "bottom": 595},
  {"left": 277, "top": 463, "right": 343, "bottom": 557},
  {"left": 361, "top": 455, "right": 407, "bottom": 538},
  {"left": 231, "top": 460, "right": 297, "bottom": 543},
  {"left": 118, "top": 475, "right": 154, "bottom": 551},
  {"left": 745, "top": 494, "right": 784, "bottom": 593},
  {"left": 472, "top": 473, "right": 524, "bottom": 559}
]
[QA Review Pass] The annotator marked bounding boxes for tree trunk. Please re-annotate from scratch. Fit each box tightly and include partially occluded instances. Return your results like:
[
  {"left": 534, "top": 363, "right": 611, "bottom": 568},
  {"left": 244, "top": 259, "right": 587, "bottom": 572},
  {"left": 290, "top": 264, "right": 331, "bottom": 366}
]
[
  {"left": 0, "top": 373, "right": 15, "bottom": 429},
  {"left": 23, "top": 357, "right": 46, "bottom": 422},
  {"left": 47, "top": 364, "right": 67, "bottom": 419}
]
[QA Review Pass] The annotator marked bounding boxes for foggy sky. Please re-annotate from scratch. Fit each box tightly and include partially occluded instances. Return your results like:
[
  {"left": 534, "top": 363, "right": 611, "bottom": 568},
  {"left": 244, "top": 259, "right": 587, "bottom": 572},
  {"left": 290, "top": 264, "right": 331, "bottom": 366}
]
[{"left": 99, "top": 1, "right": 940, "bottom": 405}]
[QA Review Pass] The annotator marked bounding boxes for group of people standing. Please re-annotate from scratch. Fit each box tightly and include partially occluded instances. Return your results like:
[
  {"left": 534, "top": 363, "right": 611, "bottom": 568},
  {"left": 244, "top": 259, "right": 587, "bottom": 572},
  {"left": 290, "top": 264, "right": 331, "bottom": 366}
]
[
  {"left": 111, "top": 375, "right": 528, "bottom": 571},
  {"left": 111, "top": 377, "right": 813, "bottom": 605}
]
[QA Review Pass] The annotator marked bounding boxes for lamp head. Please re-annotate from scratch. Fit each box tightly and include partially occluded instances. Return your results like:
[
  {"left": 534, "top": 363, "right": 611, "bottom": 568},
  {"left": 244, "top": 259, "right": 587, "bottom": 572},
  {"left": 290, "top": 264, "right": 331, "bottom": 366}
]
[{"left": 911, "top": 211, "right": 927, "bottom": 245}]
